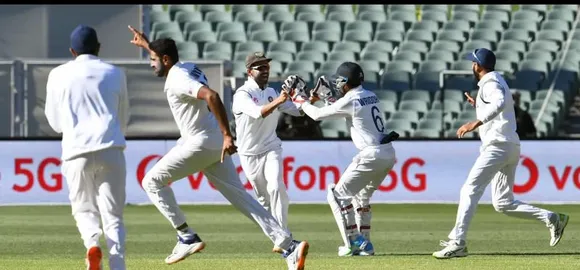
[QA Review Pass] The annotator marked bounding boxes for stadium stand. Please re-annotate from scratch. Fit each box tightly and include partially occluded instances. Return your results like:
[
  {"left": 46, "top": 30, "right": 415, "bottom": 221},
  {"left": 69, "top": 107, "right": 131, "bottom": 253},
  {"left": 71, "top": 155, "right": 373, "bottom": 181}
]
[{"left": 145, "top": 4, "right": 580, "bottom": 139}]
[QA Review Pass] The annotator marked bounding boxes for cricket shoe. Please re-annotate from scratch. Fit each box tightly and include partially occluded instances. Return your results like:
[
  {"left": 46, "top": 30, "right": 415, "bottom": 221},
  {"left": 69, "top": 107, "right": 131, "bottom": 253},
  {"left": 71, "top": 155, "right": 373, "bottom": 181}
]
[
  {"left": 337, "top": 235, "right": 374, "bottom": 257},
  {"left": 283, "top": 240, "right": 309, "bottom": 270},
  {"left": 86, "top": 246, "right": 103, "bottom": 270},
  {"left": 549, "top": 213, "right": 569, "bottom": 247},
  {"left": 165, "top": 234, "right": 206, "bottom": 265},
  {"left": 432, "top": 240, "right": 468, "bottom": 259}
]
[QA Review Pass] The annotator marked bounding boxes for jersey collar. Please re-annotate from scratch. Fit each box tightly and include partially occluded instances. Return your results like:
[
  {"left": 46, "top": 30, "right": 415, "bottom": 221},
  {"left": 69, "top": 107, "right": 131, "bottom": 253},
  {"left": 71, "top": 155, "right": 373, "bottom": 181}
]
[{"left": 74, "top": 54, "right": 99, "bottom": 62}]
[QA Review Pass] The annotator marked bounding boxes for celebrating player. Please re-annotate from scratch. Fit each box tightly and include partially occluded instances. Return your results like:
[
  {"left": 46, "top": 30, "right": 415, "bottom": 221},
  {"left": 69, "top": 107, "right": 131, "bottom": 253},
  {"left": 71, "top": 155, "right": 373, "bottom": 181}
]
[
  {"left": 45, "top": 25, "right": 129, "bottom": 270},
  {"left": 432, "top": 48, "right": 569, "bottom": 259},
  {"left": 289, "top": 62, "right": 398, "bottom": 257},
  {"left": 232, "top": 52, "right": 304, "bottom": 253},
  {"left": 127, "top": 26, "right": 309, "bottom": 269}
]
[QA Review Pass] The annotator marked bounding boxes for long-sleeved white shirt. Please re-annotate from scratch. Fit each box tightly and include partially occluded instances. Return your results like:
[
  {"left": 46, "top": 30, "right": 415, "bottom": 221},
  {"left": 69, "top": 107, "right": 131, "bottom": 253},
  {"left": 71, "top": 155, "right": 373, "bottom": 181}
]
[
  {"left": 300, "top": 86, "right": 390, "bottom": 152},
  {"left": 45, "top": 54, "right": 129, "bottom": 161},
  {"left": 164, "top": 62, "right": 223, "bottom": 150},
  {"left": 475, "top": 71, "right": 520, "bottom": 147},
  {"left": 232, "top": 77, "right": 302, "bottom": 156}
]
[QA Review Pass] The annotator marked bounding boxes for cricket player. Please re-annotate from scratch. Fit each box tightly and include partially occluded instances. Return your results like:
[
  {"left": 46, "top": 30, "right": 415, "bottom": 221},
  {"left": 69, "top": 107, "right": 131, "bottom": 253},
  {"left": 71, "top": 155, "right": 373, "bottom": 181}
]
[
  {"left": 433, "top": 48, "right": 569, "bottom": 259},
  {"left": 45, "top": 25, "right": 129, "bottom": 270},
  {"left": 127, "top": 26, "right": 309, "bottom": 269},
  {"left": 290, "top": 62, "right": 398, "bottom": 257},
  {"left": 232, "top": 52, "right": 304, "bottom": 253}
]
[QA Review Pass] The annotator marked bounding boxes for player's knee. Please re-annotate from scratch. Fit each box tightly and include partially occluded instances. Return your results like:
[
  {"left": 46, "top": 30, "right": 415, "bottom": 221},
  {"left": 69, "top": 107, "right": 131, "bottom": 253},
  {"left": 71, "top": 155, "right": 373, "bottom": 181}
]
[
  {"left": 141, "top": 172, "right": 167, "bottom": 192},
  {"left": 492, "top": 201, "right": 513, "bottom": 213}
]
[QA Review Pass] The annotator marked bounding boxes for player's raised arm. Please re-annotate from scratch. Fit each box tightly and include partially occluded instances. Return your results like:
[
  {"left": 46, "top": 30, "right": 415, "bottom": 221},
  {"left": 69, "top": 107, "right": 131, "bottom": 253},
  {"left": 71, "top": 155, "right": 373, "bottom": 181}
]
[{"left": 128, "top": 25, "right": 153, "bottom": 55}]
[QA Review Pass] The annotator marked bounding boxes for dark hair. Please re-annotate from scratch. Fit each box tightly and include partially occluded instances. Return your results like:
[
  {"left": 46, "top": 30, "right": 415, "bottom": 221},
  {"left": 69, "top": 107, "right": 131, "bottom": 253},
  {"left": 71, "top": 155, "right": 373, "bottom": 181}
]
[
  {"left": 76, "top": 43, "right": 100, "bottom": 56},
  {"left": 149, "top": 38, "right": 179, "bottom": 64}
]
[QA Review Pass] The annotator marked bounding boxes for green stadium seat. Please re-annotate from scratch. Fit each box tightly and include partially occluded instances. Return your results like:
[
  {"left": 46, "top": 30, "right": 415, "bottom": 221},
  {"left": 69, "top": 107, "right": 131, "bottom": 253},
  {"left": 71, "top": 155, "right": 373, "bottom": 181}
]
[
  {"left": 399, "top": 40, "right": 429, "bottom": 55},
  {"left": 434, "top": 89, "right": 465, "bottom": 103},
  {"left": 169, "top": 5, "right": 196, "bottom": 20},
  {"left": 509, "top": 20, "right": 539, "bottom": 34},
  {"left": 174, "top": 11, "right": 203, "bottom": 28},
  {"left": 358, "top": 5, "right": 385, "bottom": 14},
  {"left": 203, "top": 51, "right": 231, "bottom": 61},
  {"left": 326, "top": 5, "right": 353, "bottom": 14},
  {"left": 378, "top": 100, "right": 397, "bottom": 119},
  {"left": 391, "top": 111, "right": 420, "bottom": 126},
  {"left": 451, "top": 60, "right": 472, "bottom": 70},
  {"left": 494, "top": 60, "right": 515, "bottom": 74},
  {"left": 327, "top": 11, "right": 356, "bottom": 24},
  {"left": 357, "top": 11, "right": 388, "bottom": 24},
  {"left": 512, "top": 10, "right": 541, "bottom": 22},
  {"left": 537, "top": 30, "right": 566, "bottom": 46},
  {"left": 414, "top": 71, "right": 442, "bottom": 92},
  {"left": 265, "top": 11, "right": 295, "bottom": 25},
  {"left": 541, "top": 19, "right": 571, "bottom": 32},
  {"left": 432, "top": 100, "right": 462, "bottom": 117},
  {"left": 362, "top": 41, "right": 394, "bottom": 55},
  {"left": 150, "top": 11, "right": 171, "bottom": 24},
  {"left": 301, "top": 41, "right": 330, "bottom": 53},
  {"left": 547, "top": 9, "right": 575, "bottom": 23},
  {"left": 188, "top": 30, "right": 217, "bottom": 44},
  {"left": 321, "top": 128, "right": 341, "bottom": 138},
  {"left": 235, "top": 41, "right": 264, "bottom": 55},
  {"left": 529, "top": 40, "right": 559, "bottom": 54},
  {"left": 470, "top": 29, "right": 500, "bottom": 46},
  {"left": 183, "top": 22, "right": 212, "bottom": 36},
  {"left": 205, "top": 11, "right": 233, "bottom": 29},
  {"left": 451, "top": 11, "right": 478, "bottom": 27},
  {"left": 389, "top": 11, "right": 417, "bottom": 31},
  {"left": 312, "top": 30, "right": 341, "bottom": 43},
  {"left": 343, "top": 30, "right": 372, "bottom": 43},
  {"left": 380, "top": 71, "right": 412, "bottom": 92},
  {"left": 436, "top": 29, "right": 466, "bottom": 45},
  {"left": 497, "top": 40, "right": 526, "bottom": 57},
  {"left": 411, "top": 21, "right": 439, "bottom": 36},
  {"left": 377, "top": 20, "right": 406, "bottom": 33},
  {"left": 483, "top": 5, "right": 511, "bottom": 14},
  {"left": 421, "top": 10, "right": 448, "bottom": 27},
  {"left": 474, "top": 20, "right": 505, "bottom": 32},
  {"left": 521, "top": 5, "right": 548, "bottom": 17},
  {"left": 177, "top": 42, "right": 199, "bottom": 60},
  {"left": 234, "top": 11, "right": 264, "bottom": 25},
  {"left": 280, "top": 21, "right": 309, "bottom": 36},
  {"left": 419, "top": 60, "right": 448, "bottom": 73},
  {"left": 418, "top": 118, "right": 443, "bottom": 131},
  {"left": 387, "top": 60, "right": 414, "bottom": 73},
  {"left": 218, "top": 30, "right": 247, "bottom": 44},
  {"left": 281, "top": 31, "right": 310, "bottom": 43},
  {"left": 313, "top": 21, "right": 342, "bottom": 34},
  {"left": 294, "top": 5, "right": 321, "bottom": 15},
  {"left": 268, "top": 41, "right": 297, "bottom": 55},
  {"left": 431, "top": 40, "right": 461, "bottom": 53},
  {"left": 345, "top": 20, "right": 373, "bottom": 34},
  {"left": 203, "top": 41, "right": 232, "bottom": 56},
  {"left": 399, "top": 100, "right": 429, "bottom": 117},
  {"left": 426, "top": 50, "right": 456, "bottom": 65},
  {"left": 413, "top": 128, "right": 442, "bottom": 138},
  {"left": 262, "top": 4, "right": 290, "bottom": 15},
  {"left": 452, "top": 5, "right": 479, "bottom": 13},
  {"left": 385, "top": 120, "right": 414, "bottom": 137},
  {"left": 406, "top": 30, "right": 435, "bottom": 46},
  {"left": 401, "top": 90, "right": 431, "bottom": 104},
  {"left": 358, "top": 60, "right": 381, "bottom": 75},
  {"left": 495, "top": 50, "right": 522, "bottom": 63},
  {"left": 332, "top": 41, "right": 361, "bottom": 53},
  {"left": 422, "top": 4, "right": 448, "bottom": 12},
  {"left": 374, "top": 30, "right": 404, "bottom": 46},
  {"left": 152, "top": 21, "right": 181, "bottom": 33},
  {"left": 360, "top": 51, "right": 390, "bottom": 67},
  {"left": 249, "top": 30, "right": 279, "bottom": 43},
  {"left": 327, "top": 51, "right": 356, "bottom": 62},
  {"left": 231, "top": 4, "right": 259, "bottom": 15},
  {"left": 296, "top": 12, "right": 325, "bottom": 28},
  {"left": 296, "top": 51, "right": 326, "bottom": 68},
  {"left": 248, "top": 22, "right": 276, "bottom": 36},
  {"left": 394, "top": 51, "right": 422, "bottom": 68},
  {"left": 443, "top": 20, "right": 471, "bottom": 34},
  {"left": 156, "top": 29, "right": 184, "bottom": 42},
  {"left": 317, "top": 61, "right": 343, "bottom": 76}
]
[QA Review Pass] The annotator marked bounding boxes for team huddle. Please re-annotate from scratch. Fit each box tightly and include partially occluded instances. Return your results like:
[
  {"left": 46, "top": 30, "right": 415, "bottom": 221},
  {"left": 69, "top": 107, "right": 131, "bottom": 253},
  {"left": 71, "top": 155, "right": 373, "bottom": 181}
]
[{"left": 44, "top": 25, "right": 570, "bottom": 270}]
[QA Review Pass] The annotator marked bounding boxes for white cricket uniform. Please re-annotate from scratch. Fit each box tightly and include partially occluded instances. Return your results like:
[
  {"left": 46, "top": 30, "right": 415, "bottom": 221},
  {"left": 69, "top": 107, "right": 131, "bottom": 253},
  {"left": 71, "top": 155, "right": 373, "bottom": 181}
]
[
  {"left": 447, "top": 71, "right": 555, "bottom": 242},
  {"left": 140, "top": 62, "right": 294, "bottom": 250},
  {"left": 44, "top": 54, "right": 128, "bottom": 270},
  {"left": 232, "top": 77, "right": 302, "bottom": 230},
  {"left": 300, "top": 86, "right": 396, "bottom": 246}
]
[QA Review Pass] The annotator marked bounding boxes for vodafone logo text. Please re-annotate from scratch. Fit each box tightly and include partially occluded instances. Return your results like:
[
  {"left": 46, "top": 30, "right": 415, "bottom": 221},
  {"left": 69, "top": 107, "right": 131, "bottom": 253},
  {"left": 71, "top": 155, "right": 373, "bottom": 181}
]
[
  {"left": 135, "top": 154, "right": 427, "bottom": 192},
  {"left": 514, "top": 155, "right": 580, "bottom": 194}
]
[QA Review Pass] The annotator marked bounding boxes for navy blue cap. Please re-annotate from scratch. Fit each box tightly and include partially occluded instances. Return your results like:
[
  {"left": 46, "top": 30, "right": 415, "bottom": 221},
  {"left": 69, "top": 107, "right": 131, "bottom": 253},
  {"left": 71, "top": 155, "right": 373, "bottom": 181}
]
[
  {"left": 70, "top": 25, "right": 99, "bottom": 53},
  {"left": 466, "top": 48, "right": 496, "bottom": 70}
]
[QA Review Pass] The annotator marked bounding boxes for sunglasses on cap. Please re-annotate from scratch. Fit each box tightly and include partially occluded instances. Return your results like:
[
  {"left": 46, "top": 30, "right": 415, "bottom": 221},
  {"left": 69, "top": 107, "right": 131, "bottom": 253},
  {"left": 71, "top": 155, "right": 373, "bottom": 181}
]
[{"left": 250, "top": 63, "right": 270, "bottom": 70}]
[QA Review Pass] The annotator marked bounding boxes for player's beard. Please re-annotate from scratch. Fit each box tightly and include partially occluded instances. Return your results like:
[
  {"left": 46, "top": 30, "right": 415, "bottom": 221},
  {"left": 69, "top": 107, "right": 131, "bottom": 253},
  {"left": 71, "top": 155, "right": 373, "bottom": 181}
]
[
  {"left": 154, "top": 60, "right": 166, "bottom": 78},
  {"left": 472, "top": 66, "right": 480, "bottom": 82},
  {"left": 254, "top": 72, "right": 269, "bottom": 86}
]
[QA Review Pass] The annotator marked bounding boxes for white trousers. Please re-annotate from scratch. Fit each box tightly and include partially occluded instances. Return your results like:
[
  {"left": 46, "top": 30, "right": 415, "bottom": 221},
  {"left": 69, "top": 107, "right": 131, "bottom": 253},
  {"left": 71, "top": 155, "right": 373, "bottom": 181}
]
[
  {"left": 448, "top": 142, "right": 555, "bottom": 242},
  {"left": 331, "top": 144, "right": 396, "bottom": 245},
  {"left": 141, "top": 144, "right": 293, "bottom": 250},
  {"left": 239, "top": 149, "right": 289, "bottom": 230},
  {"left": 62, "top": 148, "right": 126, "bottom": 270}
]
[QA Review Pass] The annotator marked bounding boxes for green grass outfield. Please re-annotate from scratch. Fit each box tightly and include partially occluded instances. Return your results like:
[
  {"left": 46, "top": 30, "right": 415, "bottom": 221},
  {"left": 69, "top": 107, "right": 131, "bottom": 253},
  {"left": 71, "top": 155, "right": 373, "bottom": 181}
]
[{"left": 0, "top": 204, "right": 578, "bottom": 270}]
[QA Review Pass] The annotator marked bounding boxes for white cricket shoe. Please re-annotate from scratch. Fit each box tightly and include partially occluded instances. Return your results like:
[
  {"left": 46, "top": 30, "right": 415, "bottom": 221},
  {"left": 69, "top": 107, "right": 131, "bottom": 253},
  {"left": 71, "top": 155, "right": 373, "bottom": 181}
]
[
  {"left": 432, "top": 240, "right": 468, "bottom": 259},
  {"left": 165, "top": 234, "right": 206, "bottom": 265},
  {"left": 284, "top": 240, "right": 309, "bottom": 270},
  {"left": 549, "top": 213, "right": 569, "bottom": 247}
]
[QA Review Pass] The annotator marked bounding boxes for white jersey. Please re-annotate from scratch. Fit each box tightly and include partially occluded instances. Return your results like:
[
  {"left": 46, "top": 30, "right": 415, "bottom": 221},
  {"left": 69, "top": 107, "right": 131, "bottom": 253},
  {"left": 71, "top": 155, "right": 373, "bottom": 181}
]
[
  {"left": 232, "top": 77, "right": 302, "bottom": 156},
  {"left": 44, "top": 54, "right": 129, "bottom": 161},
  {"left": 475, "top": 71, "right": 520, "bottom": 147},
  {"left": 164, "top": 62, "right": 222, "bottom": 150},
  {"left": 301, "top": 86, "right": 389, "bottom": 151}
]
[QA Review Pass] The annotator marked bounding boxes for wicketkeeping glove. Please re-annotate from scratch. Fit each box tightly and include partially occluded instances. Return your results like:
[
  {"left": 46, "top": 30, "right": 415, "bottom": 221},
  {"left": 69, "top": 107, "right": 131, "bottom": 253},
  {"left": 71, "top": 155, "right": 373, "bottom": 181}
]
[
  {"left": 313, "top": 76, "right": 339, "bottom": 105},
  {"left": 282, "top": 74, "right": 309, "bottom": 101}
]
